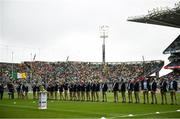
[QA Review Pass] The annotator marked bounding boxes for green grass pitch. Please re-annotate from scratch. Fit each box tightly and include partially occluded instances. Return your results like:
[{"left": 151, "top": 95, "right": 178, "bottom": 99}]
[{"left": 0, "top": 92, "right": 180, "bottom": 118}]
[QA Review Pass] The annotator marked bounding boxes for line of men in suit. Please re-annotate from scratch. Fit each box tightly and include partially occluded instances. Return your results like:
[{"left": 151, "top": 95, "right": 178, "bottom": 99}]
[
  {"left": 0, "top": 81, "right": 29, "bottom": 100},
  {"left": 43, "top": 80, "right": 108, "bottom": 102},
  {"left": 0, "top": 77, "right": 178, "bottom": 105},
  {"left": 112, "top": 77, "right": 178, "bottom": 105}
]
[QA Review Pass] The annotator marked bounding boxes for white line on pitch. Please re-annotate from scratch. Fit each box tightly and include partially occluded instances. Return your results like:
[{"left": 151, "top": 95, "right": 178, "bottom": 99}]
[{"left": 109, "top": 110, "right": 179, "bottom": 118}]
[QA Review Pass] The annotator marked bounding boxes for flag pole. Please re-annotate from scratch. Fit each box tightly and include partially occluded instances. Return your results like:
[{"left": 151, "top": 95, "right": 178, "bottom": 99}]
[
  {"left": 142, "top": 55, "right": 145, "bottom": 77},
  {"left": 30, "top": 53, "right": 33, "bottom": 80},
  {"left": 11, "top": 52, "right": 14, "bottom": 80}
]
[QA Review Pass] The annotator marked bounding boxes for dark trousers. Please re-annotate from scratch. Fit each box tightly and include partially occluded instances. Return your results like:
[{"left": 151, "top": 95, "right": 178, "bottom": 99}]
[
  {"left": 0, "top": 91, "right": 3, "bottom": 100},
  {"left": 102, "top": 91, "right": 107, "bottom": 102},
  {"left": 8, "top": 92, "right": 14, "bottom": 99}
]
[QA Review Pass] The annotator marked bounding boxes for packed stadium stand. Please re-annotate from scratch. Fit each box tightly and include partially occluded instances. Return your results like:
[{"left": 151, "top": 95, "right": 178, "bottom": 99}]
[
  {"left": 127, "top": 1, "right": 180, "bottom": 80},
  {"left": 0, "top": 60, "right": 164, "bottom": 83}
]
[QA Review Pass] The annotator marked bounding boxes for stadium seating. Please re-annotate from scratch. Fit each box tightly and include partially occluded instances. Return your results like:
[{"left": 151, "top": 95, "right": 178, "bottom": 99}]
[{"left": 0, "top": 60, "right": 164, "bottom": 83}]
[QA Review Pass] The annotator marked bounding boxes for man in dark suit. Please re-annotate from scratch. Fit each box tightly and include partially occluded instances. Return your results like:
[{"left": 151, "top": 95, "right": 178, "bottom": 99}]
[
  {"left": 46, "top": 82, "right": 51, "bottom": 100},
  {"left": 59, "top": 81, "right": 64, "bottom": 101},
  {"left": 16, "top": 81, "right": 21, "bottom": 99},
  {"left": 113, "top": 79, "right": 119, "bottom": 103},
  {"left": 127, "top": 80, "right": 134, "bottom": 103},
  {"left": 54, "top": 81, "right": 59, "bottom": 100},
  {"left": 7, "top": 81, "right": 15, "bottom": 99},
  {"left": 91, "top": 81, "right": 96, "bottom": 102},
  {"left": 85, "top": 81, "right": 91, "bottom": 101},
  {"left": 69, "top": 81, "right": 74, "bottom": 101},
  {"left": 102, "top": 81, "right": 108, "bottom": 102},
  {"left": 80, "top": 81, "right": 85, "bottom": 101},
  {"left": 120, "top": 79, "right": 126, "bottom": 103},
  {"left": 169, "top": 77, "right": 178, "bottom": 105},
  {"left": 0, "top": 82, "right": 5, "bottom": 100},
  {"left": 32, "top": 82, "right": 37, "bottom": 99},
  {"left": 141, "top": 77, "right": 150, "bottom": 104},
  {"left": 150, "top": 77, "right": 157, "bottom": 104},
  {"left": 134, "top": 79, "right": 140, "bottom": 103},
  {"left": 49, "top": 81, "right": 55, "bottom": 100},
  {"left": 160, "top": 78, "right": 168, "bottom": 104},
  {"left": 95, "top": 80, "right": 100, "bottom": 102},
  {"left": 63, "top": 81, "right": 69, "bottom": 101},
  {"left": 24, "top": 82, "right": 29, "bottom": 99}
]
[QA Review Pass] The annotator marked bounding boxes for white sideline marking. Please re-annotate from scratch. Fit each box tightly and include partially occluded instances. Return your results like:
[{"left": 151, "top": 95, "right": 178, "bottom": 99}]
[
  {"left": 110, "top": 110, "right": 179, "bottom": 118},
  {"left": 156, "top": 112, "right": 160, "bottom": 114},
  {"left": 100, "top": 117, "right": 106, "bottom": 119},
  {"left": 128, "top": 114, "right": 133, "bottom": 117}
]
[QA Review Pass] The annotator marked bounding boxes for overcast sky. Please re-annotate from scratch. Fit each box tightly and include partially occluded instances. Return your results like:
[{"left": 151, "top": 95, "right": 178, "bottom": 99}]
[{"left": 0, "top": 0, "right": 180, "bottom": 76}]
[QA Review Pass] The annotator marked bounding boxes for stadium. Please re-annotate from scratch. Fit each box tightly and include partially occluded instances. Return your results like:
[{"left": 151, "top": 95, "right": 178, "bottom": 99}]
[{"left": 0, "top": 0, "right": 180, "bottom": 119}]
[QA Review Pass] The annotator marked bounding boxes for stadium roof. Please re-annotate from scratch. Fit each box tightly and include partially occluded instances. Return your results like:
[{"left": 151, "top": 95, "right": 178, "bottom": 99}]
[
  {"left": 164, "top": 61, "right": 180, "bottom": 69},
  {"left": 163, "top": 35, "right": 180, "bottom": 54},
  {"left": 127, "top": 2, "right": 180, "bottom": 28}
]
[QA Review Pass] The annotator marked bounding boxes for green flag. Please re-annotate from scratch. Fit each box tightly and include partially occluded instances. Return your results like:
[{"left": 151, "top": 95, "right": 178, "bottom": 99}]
[{"left": 10, "top": 71, "right": 18, "bottom": 80}]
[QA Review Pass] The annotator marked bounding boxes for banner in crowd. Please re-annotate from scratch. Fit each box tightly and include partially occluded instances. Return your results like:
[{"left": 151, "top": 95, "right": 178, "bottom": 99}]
[
  {"left": 17, "top": 72, "right": 27, "bottom": 79},
  {"left": 11, "top": 72, "right": 27, "bottom": 79},
  {"left": 11, "top": 71, "right": 18, "bottom": 80}
]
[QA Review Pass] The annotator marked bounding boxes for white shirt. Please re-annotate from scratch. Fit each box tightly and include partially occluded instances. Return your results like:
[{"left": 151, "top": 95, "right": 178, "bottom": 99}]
[{"left": 143, "top": 81, "right": 147, "bottom": 90}]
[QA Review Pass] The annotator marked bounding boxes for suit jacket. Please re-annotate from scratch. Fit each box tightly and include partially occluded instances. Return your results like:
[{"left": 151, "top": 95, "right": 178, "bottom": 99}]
[
  {"left": 173, "top": 80, "right": 178, "bottom": 91},
  {"left": 59, "top": 84, "right": 64, "bottom": 92},
  {"left": 151, "top": 81, "right": 157, "bottom": 92},
  {"left": 169, "top": 80, "right": 178, "bottom": 91},
  {"left": 102, "top": 83, "right": 108, "bottom": 92},
  {"left": 127, "top": 82, "right": 134, "bottom": 91},
  {"left": 113, "top": 82, "right": 119, "bottom": 91},
  {"left": 95, "top": 83, "right": 100, "bottom": 91},
  {"left": 121, "top": 82, "right": 126, "bottom": 92},
  {"left": 160, "top": 81, "right": 167, "bottom": 92},
  {"left": 85, "top": 83, "right": 91, "bottom": 92},
  {"left": 91, "top": 83, "right": 96, "bottom": 92},
  {"left": 134, "top": 82, "right": 140, "bottom": 91}
]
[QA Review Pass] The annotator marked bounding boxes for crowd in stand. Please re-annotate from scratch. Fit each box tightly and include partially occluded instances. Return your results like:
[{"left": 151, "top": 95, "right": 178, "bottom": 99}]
[
  {"left": 1, "top": 60, "right": 179, "bottom": 105},
  {"left": 0, "top": 60, "right": 164, "bottom": 83}
]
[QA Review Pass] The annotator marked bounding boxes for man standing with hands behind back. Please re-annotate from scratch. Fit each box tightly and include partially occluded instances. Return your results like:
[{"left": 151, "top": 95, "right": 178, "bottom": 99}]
[
  {"left": 113, "top": 79, "right": 119, "bottom": 103},
  {"left": 0, "top": 82, "right": 5, "bottom": 100}
]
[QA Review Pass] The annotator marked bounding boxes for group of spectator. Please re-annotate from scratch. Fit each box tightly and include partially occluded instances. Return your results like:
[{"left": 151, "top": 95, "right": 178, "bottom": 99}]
[{"left": 0, "top": 60, "right": 164, "bottom": 83}]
